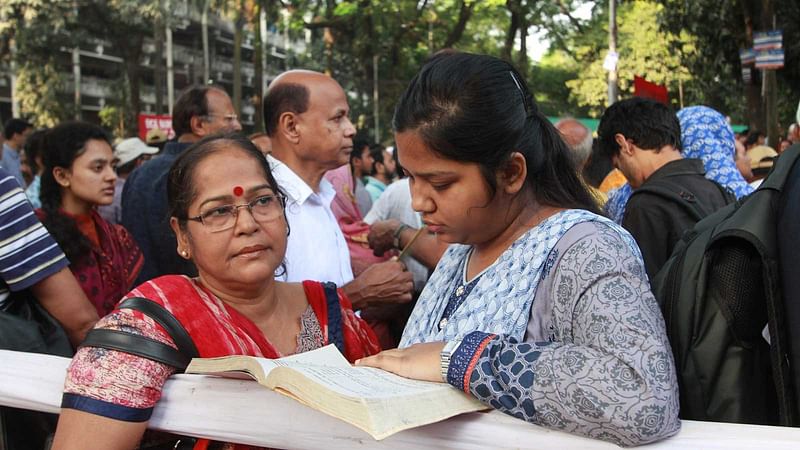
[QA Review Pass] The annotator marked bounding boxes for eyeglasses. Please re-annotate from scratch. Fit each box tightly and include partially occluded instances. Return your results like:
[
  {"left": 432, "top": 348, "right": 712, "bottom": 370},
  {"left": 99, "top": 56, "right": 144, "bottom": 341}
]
[
  {"left": 204, "top": 113, "right": 240, "bottom": 124},
  {"left": 187, "top": 194, "right": 286, "bottom": 233}
]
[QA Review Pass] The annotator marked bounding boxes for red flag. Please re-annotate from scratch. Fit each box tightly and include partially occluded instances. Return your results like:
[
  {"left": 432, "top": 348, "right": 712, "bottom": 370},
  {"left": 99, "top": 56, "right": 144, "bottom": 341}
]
[{"left": 633, "top": 76, "right": 668, "bottom": 104}]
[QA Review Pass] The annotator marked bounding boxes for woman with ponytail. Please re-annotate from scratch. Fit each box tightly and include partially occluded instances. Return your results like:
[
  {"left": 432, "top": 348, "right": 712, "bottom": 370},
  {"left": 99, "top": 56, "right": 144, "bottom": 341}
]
[
  {"left": 38, "top": 122, "right": 143, "bottom": 316},
  {"left": 357, "top": 52, "right": 679, "bottom": 446}
]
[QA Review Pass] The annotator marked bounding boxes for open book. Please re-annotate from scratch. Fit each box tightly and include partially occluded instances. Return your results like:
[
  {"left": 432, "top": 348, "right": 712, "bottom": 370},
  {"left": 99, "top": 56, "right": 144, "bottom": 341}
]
[{"left": 185, "top": 345, "right": 488, "bottom": 440}]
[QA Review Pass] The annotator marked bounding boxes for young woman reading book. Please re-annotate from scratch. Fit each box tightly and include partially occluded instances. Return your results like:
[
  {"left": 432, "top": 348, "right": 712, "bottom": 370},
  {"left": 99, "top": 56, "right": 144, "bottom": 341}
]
[
  {"left": 53, "top": 135, "right": 380, "bottom": 450},
  {"left": 356, "top": 52, "right": 680, "bottom": 446}
]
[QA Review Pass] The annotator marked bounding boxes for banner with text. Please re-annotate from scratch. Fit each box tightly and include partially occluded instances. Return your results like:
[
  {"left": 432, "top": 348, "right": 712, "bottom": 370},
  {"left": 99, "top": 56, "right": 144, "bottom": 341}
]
[{"left": 138, "top": 114, "right": 174, "bottom": 142}]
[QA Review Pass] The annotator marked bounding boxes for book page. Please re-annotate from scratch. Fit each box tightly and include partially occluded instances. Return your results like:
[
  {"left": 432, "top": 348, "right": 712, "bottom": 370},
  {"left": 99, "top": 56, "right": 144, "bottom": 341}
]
[
  {"left": 274, "top": 344, "right": 350, "bottom": 368},
  {"left": 187, "top": 345, "right": 349, "bottom": 380},
  {"left": 244, "top": 345, "right": 352, "bottom": 379},
  {"left": 284, "top": 364, "right": 448, "bottom": 399}
]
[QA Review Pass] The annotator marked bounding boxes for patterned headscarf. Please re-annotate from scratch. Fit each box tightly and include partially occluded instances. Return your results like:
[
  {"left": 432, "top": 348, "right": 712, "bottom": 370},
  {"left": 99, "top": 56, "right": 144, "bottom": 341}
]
[
  {"left": 677, "top": 105, "right": 754, "bottom": 199},
  {"left": 604, "top": 105, "right": 753, "bottom": 224},
  {"left": 605, "top": 183, "right": 632, "bottom": 224}
]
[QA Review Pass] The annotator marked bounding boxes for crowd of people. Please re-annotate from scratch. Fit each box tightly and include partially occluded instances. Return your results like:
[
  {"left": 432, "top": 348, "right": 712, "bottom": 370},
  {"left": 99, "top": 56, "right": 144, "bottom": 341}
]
[{"left": 0, "top": 50, "right": 799, "bottom": 449}]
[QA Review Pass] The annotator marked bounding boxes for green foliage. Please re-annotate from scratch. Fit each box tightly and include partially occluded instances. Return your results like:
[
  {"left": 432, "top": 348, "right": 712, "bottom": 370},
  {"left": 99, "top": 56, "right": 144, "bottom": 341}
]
[
  {"left": 658, "top": 0, "right": 800, "bottom": 126},
  {"left": 6, "top": 0, "right": 793, "bottom": 137},
  {"left": 1, "top": 0, "right": 79, "bottom": 124},
  {"left": 16, "top": 62, "right": 66, "bottom": 127},
  {"left": 566, "top": 0, "right": 695, "bottom": 117},
  {"left": 531, "top": 50, "right": 587, "bottom": 117}
]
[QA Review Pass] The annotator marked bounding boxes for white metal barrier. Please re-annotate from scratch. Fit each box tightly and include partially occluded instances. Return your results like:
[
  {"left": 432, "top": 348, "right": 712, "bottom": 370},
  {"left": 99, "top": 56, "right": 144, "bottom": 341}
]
[{"left": 2, "top": 350, "right": 799, "bottom": 449}]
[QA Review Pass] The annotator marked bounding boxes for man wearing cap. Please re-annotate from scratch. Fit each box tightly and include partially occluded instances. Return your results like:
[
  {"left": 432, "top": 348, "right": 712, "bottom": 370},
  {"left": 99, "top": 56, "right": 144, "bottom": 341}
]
[
  {"left": 746, "top": 145, "right": 779, "bottom": 189},
  {"left": 122, "top": 85, "right": 241, "bottom": 284},
  {"left": 98, "top": 138, "right": 159, "bottom": 224}
]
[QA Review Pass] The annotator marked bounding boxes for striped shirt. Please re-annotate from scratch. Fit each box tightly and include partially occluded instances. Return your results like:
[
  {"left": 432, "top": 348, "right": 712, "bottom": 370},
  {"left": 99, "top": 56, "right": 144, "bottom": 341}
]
[{"left": 0, "top": 170, "right": 68, "bottom": 309}]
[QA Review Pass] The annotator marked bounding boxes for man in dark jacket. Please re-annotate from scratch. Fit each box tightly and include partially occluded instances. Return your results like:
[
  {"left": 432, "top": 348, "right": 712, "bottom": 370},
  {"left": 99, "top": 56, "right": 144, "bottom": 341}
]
[
  {"left": 597, "top": 98, "right": 734, "bottom": 279},
  {"left": 122, "top": 85, "right": 242, "bottom": 285}
]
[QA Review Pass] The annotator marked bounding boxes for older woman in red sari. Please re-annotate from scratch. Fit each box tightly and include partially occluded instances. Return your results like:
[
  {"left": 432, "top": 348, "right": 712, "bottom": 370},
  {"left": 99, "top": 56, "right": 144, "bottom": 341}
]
[{"left": 52, "top": 134, "right": 380, "bottom": 450}]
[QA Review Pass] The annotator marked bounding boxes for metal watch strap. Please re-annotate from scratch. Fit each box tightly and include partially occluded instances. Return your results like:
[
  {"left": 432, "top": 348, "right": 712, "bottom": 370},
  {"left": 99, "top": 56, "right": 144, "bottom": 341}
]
[{"left": 440, "top": 338, "right": 462, "bottom": 382}]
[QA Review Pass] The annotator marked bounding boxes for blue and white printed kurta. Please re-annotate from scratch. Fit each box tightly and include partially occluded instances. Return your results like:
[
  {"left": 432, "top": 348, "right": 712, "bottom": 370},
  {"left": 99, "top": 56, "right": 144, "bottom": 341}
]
[{"left": 401, "top": 210, "right": 680, "bottom": 446}]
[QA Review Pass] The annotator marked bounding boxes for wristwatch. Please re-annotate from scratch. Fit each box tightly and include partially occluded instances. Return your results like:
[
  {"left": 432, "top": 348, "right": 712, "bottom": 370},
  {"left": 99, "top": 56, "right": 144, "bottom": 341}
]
[
  {"left": 393, "top": 223, "right": 409, "bottom": 249},
  {"left": 440, "top": 338, "right": 462, "bottom": 382}
]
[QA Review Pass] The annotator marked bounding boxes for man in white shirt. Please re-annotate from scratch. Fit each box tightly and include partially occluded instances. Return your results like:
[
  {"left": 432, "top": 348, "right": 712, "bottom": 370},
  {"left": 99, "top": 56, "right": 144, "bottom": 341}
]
[{"left": 263, "top": 70, "right": 413, "bottom": 310}]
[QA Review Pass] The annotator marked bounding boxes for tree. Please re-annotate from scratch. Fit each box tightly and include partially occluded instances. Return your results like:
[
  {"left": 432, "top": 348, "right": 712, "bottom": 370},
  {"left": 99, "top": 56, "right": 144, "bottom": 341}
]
[
  {"left": 659, "top": 0, "right": 800, "bottom": 130},
  {"left": 77, "top": 1, "right": 173, "bottom": 136},
  {"left": 0, "top": 0, "right": 78, "bottom": 125},
  {"left": 565, "top": 1, "right": 696, "bottom": 117}
]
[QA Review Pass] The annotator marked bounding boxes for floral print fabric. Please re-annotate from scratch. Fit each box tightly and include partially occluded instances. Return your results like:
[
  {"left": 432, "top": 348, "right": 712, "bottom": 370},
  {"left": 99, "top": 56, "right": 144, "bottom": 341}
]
[{"left": 443, "top": 222, "right": 680, "bottom": 446}]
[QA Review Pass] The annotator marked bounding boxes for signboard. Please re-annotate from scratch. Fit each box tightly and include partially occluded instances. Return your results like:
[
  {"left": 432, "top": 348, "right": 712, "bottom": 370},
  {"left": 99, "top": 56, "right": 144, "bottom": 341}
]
[
  {"left": 755, "top": 49, "right": 785, "bottom": 70},
  {"left": 603, "top": 51, "right": 618, "bottom": 72},
  {"left": 753, "top": 30, "right": 782, "bottom": 51},
  {"left": 741, "top": 67, "right": 752, "bottom": 84},
  {"left": 138, "top": 114, "right": 174, "bottom": 142},
  {"left": 739, "top": 48, "right": 756, "bottom": 65}
]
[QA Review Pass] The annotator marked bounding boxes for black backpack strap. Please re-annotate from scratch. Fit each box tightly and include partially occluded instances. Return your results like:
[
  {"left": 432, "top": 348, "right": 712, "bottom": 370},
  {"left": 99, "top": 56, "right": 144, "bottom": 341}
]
[
  {"left": 80, "top": 297, "right": 199, "bottom": 372},
  {"left": 761, "top": 144, "right": 800, "bottom": 191},
  {"left": 630, "top": 181, "right": 706, "bottom": 223},
  {"left": 321, "top": 282, "right": 345, "bottom": 355}
]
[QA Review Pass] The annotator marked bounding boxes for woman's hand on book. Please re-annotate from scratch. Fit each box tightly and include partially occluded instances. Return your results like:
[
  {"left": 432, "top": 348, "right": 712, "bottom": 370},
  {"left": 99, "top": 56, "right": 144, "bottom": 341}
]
[{"left": 355, "top": 342, "right": 445, "bottom": 382}]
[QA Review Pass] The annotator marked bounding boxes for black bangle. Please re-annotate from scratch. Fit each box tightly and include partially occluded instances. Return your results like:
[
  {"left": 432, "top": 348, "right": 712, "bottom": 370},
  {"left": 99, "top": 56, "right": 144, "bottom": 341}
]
[{"left": 393, "top": 224, "right": 409, "bottom": 249}]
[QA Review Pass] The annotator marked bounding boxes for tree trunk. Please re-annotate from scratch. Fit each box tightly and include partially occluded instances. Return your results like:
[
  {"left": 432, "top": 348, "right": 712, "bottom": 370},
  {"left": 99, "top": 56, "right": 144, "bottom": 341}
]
[
  {"left": 503, "top": 1, "right": 521, "bottom": 62},
  {"left": 233, "top": 5, "right": 244, "bottom": 116},
  {"left": 608, "top": 0, "right": 619, "bottom": 106},
  {"left": 154, "top": 15, "right": 165, "bottom": 114},
  {"left": 443, "top": 0, "right": 476, "bottom": 49},
  {"left": 324, "top": 0, "right": 336, "bottom": 76},
  {"left": 125, "top": 47, "right": 143, "bottom": 136},
  {"left": 518, "top": 15, "right": 528, "bottom": 77},
  {"left": 253, "top": 2, "right": 264, "bottom": 133},
  {"left": 761, "top": 0, "right": 778, "bottom": 148},
  {"left": 742, "top": 0, "right": 763, "bottom": 131},
  {"left": 323, "top": 27, "right": 334, "bottom": 76},
  {"left": 202, "top": 0, "right": 211, "bottom": 84}
]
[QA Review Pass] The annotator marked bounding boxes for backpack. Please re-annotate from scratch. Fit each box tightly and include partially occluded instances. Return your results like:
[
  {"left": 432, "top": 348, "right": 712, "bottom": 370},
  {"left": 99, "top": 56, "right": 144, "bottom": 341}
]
[
  {"left": 630, "top": 176, "right": 735, "bottom": 223},
  {"left": 650, "top": 143, "right": 800, "bottom": 426}
]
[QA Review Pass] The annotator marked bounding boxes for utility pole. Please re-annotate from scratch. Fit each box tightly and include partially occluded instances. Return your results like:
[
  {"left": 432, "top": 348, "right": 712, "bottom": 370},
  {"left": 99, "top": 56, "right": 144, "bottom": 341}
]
[
  {"left": 72, "top": 48, "right": 82, "bottom": 120},
  {"left": 761, "top": 0, "right": 778, "bottom": 149},
  {"left": 167, "top": 22, "right": 174, "bottom": 115},
  {"left": 373, "top": 54, "right": 380, "bottom": 143},
  {"left": 202, "top": 0, "right": 210, "bottom": 83},
  {"left": 607, "top": 0, "right": 618, "bottom": 106},
  {"left": 10, "top": 39, "right": 19, "bottom": 117}
]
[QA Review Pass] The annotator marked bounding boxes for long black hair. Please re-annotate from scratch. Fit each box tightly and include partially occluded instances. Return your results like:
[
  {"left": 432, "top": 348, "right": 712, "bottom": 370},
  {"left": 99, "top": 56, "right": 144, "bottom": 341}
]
[
  {"left": 39, "top": 122, "right": 111, "bottom": 265},
  {"left": 393, "top": 51, "right": 599, "bottom": 214}
]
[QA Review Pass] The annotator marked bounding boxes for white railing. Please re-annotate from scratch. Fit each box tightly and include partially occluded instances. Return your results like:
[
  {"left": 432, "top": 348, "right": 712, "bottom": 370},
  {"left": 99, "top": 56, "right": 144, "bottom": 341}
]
[{"left": 2, "top": 350, "right": 798, "bottom": 449}]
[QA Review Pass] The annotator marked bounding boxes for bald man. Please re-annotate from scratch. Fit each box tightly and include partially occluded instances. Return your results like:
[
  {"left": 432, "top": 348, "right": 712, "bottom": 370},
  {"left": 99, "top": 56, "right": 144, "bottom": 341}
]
[
  {"left": 788, "top": 123, "right": 800, "bottom": 145},
  {"left": 263, "top": 70, "right": 412, "bottom": 310},
  {"left": 555, "top": 118, "right": 607, "bottom": 207},
  {"left": 555, "top": 118, "right": 593, "bottom": 171}
]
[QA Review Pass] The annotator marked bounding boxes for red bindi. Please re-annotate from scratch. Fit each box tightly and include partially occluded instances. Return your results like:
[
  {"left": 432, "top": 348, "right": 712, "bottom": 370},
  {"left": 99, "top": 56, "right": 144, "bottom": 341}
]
[{"left": 233, "top": 186, "right": 244, "bottom": 197}]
